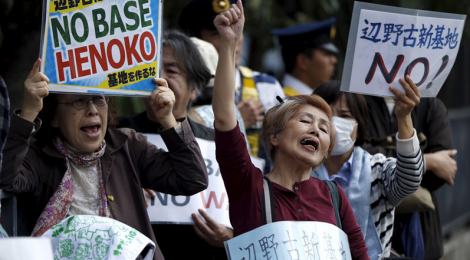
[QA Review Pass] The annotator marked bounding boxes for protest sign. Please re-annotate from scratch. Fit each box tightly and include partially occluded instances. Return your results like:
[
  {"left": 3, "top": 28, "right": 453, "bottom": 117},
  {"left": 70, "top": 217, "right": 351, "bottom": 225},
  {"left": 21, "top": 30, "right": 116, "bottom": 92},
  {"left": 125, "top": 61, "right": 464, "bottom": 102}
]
[
  {"left": 144, "top": 134, "right": 265, "bottom": 228},
  {"left": 39, "top": 0, "right": 163, "bottom": 96},
  {"left": 42, "top": 216, "right": 155, "bottom": 260},
  {"left": 224, "top": 221, "right": 351, "bottom": 260},
  {"left": 341, "top": 2, "right": 466, "bottom": 97}
]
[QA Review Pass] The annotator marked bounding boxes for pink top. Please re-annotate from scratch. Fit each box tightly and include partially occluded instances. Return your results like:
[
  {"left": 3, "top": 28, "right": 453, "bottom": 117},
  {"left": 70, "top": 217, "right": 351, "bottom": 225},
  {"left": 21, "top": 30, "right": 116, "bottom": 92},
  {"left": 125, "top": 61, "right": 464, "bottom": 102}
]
[{"left": 215, "top": 124, "right": 369, "bottom": 260}]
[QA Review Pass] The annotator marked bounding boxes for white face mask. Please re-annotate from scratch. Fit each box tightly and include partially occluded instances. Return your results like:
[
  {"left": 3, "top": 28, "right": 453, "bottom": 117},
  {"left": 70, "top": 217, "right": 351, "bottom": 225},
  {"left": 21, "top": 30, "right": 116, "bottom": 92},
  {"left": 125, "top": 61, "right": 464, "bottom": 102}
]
[{"left": 331, "top": 116, "right": 357, "bottom": 156}]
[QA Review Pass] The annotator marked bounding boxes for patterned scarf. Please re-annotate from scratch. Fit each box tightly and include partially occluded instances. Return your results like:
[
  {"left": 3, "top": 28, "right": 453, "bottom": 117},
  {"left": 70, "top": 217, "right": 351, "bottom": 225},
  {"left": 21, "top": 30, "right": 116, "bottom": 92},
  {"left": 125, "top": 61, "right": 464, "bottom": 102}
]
[{"left": 31, "top": 136, "right": 107, "bottom": 237}]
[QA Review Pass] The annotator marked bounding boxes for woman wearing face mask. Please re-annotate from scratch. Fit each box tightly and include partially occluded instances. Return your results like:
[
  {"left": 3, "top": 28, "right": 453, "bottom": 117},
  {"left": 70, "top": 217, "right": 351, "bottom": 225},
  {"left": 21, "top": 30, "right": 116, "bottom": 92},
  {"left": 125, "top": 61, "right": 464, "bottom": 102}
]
[{"left": 313, "top": 79, "right": 424, "bottom": 260}]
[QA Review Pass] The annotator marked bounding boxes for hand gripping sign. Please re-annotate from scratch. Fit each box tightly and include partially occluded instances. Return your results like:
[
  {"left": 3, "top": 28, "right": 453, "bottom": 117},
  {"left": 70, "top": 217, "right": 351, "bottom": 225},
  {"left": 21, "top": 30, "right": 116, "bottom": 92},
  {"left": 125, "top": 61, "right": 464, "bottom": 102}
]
[
  {"left": 39, "top": 0, "right": 163, "bottom": 96},
  {"left": 224, "top": 221, "right": 352, "bottom": 260},
  {"left": 144, "top": 134, "right": 265, "bottom": 228},
  {"left": 341, "top": 2, "right": 466, "bottom": 97}
]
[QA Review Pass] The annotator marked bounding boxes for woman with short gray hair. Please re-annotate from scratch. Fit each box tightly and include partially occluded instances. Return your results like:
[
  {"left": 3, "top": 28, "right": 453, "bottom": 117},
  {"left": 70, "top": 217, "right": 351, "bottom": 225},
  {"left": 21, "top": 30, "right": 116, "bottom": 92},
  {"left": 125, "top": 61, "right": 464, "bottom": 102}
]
[{"left": 210, "top": 1, "right": 369, "bottom": 259}]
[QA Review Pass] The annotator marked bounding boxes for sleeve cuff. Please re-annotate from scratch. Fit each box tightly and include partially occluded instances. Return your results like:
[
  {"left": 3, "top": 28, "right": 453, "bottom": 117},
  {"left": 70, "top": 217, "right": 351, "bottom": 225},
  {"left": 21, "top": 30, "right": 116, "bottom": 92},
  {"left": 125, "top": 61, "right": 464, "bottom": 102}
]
[
  {"left": 159, "top": 118, "right": 194, "bottom": 151},
  {"left": 395, "top": 128, "right": 420, "bottom": 155}
]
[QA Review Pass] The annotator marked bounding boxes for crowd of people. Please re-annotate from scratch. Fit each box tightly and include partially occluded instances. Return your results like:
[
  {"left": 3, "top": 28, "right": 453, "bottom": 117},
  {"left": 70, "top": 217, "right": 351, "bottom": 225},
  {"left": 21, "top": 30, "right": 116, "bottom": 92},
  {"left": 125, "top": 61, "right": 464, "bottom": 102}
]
[{"left": 0, "top": 0, "right": 458, "bottom": 259}]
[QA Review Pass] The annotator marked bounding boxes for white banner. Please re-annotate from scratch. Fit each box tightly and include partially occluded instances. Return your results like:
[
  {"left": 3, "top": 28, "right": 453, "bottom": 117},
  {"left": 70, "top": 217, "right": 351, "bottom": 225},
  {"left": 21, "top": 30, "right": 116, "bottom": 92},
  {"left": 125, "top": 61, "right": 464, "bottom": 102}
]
[
  {"left": 224, "top": 221, "right": 351, "bottom": 260},
  {"left": 144, "top": 134, "right": 265, "bottom": 228},
  {"left": 342, "top": 2, "right": 466, "bottom": 97}
]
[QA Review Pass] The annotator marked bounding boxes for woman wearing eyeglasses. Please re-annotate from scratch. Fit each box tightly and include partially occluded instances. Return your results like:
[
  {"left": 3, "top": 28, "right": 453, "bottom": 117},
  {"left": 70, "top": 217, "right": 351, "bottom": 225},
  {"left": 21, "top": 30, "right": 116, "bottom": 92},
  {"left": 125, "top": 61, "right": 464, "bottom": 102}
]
[{"left": 0, "top": 59, "right": 208, "bottom": 260}]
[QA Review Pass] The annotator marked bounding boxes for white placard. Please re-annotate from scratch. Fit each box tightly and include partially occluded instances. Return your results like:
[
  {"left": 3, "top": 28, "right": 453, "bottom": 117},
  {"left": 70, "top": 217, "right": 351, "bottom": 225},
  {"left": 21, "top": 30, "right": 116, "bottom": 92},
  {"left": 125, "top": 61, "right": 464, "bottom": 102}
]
[
  {"left": 342, "top": 2, "right": 466, "bottom": 97},
  {"left": 144, "top": 134, "right": 265, "bottom": 228},
  {"left": 224, "top": 221, "right": 351, "bottom": 260}
]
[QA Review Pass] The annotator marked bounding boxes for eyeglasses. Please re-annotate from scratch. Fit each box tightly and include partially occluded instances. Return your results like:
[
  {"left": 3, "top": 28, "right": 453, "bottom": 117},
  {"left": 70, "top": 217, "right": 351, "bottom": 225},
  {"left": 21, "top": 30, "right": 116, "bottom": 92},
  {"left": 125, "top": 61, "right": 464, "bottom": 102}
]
[{"left": 58, "top": 96, "right": 109, "bottom": 110}]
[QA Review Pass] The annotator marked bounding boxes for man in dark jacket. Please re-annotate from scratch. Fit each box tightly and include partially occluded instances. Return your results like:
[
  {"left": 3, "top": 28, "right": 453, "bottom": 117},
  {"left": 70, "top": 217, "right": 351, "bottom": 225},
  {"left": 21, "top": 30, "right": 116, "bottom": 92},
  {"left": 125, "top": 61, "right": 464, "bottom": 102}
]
[
  {"left": 119, "top": 30, "right": 230, "bottom": 260},
  {"left": 362, "top": 96, "right": 457, "bottom": 259}
]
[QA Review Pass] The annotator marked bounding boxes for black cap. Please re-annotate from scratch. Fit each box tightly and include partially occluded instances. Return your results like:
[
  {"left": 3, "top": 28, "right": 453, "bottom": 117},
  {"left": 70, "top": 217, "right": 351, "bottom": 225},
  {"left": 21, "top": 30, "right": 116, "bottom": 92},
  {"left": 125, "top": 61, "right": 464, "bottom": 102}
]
[
  {"left": 179, "top": 0, "right": 243, "bottom": 37},
  {"left": 271, "top": 17, "right": 338, "bottom": 54}
]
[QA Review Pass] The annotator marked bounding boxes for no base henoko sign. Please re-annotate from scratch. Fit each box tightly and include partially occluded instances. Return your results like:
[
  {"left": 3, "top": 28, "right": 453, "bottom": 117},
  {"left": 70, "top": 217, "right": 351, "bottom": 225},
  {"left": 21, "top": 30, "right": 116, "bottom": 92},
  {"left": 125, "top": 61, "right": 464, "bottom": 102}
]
[{"left": 39, "top": 0, "right": 163, "bottom": 96}]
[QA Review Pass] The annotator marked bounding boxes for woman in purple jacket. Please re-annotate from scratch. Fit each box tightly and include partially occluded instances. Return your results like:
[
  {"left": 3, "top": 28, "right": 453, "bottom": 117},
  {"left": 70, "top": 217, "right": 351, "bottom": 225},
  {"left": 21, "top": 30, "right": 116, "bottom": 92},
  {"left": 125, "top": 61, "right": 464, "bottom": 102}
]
[{"left": 0, "top": 59, "right": 208, "bottom": 260}]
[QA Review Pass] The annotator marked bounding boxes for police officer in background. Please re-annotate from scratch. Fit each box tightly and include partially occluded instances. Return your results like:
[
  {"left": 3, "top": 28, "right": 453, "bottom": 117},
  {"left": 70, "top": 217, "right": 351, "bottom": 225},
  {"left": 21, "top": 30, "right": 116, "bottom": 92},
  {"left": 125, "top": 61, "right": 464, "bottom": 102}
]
[
  {"left": 271, "top": 18, "right": 339, "bottom": 96},
  {"left": 179, "top": 0, "right": 285, "bottom": 164}
]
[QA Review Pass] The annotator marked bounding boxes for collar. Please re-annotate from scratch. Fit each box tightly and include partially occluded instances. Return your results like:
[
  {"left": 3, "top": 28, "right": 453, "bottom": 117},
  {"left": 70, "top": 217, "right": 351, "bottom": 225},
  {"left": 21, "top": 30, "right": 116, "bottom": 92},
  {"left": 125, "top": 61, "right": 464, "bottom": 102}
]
[
  {"left": 282, "top": 74, "right": 313, "bottom": 95},
  {"left": 328, "top": 152, "right": 354, "bottom": 190}
]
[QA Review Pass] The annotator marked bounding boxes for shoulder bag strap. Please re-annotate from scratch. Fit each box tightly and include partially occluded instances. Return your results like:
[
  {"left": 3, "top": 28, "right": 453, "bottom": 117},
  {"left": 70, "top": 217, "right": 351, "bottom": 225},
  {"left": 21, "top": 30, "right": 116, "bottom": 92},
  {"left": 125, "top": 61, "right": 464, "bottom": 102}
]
[
  {"left": 261, "top": 176, "right": 276, "bottom": 225},
  {"left": 323, "top": 180, "right": 342, "bottom": 230}
]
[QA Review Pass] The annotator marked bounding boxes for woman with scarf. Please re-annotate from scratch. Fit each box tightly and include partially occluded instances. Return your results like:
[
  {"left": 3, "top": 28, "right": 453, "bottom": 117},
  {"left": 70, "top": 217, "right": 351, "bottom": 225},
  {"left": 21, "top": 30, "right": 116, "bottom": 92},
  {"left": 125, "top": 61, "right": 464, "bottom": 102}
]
[
  {"left": 0, "top": 59, "right": 208, "bottom": 260},
  {"left": 211, "top": 1, "right": 369, "bottom": 259},
  {"left": 312, "top": 80, "right": 424, "bottom": 259}
]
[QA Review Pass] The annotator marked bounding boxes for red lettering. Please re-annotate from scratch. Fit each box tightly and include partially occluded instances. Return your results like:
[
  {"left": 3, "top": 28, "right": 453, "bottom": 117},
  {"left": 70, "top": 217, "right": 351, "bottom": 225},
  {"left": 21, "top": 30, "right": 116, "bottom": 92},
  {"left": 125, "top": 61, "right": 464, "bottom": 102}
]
[
  {"left": 125, "top": 35, "right": 143, "bottom": 66},
  {"left": 75, "top": 46, "right": 91, "bottom": 78},
  {"left": 89, "top": 42, "right": 108, "bottom": 74},
  {"left": 107, "top": 39, "right": 125, "bottom": 69},
  {"left": 140, "top": 31, "right": 156, "bottom": 61},
  {"left": 200, "top": 191, "right": 226, "bottom": 209},
  {"left": 56, "top": 49, "right": 76, "bottom": 82},
  {"left": 54, "top": 32, "right": 157, "bottom": 82}
]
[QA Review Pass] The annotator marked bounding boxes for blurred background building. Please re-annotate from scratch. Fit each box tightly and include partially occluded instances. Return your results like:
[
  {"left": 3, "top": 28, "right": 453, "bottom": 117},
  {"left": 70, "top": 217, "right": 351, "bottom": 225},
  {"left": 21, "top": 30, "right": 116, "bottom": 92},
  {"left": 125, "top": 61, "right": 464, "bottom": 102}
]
[{"left": 0, "top": 0, "right": 469, "bottom": 258}]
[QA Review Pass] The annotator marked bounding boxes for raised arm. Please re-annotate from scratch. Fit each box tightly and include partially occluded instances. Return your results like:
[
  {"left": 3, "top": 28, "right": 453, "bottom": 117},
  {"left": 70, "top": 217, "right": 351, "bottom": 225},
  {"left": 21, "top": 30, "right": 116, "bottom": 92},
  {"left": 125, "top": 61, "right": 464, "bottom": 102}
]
[
  {"left": 377, "top": 76, "right": 424, "bottom": 206},
  {"left": 212, "top": 0, "right": 244, "bottom": 131}
]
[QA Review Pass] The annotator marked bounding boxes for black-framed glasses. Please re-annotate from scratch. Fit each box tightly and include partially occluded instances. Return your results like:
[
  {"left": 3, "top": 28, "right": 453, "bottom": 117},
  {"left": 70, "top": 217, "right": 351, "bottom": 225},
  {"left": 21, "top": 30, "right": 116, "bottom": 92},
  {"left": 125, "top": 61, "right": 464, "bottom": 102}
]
[{"left": 58, "top": 96, "right": 110, "bottom": 110}]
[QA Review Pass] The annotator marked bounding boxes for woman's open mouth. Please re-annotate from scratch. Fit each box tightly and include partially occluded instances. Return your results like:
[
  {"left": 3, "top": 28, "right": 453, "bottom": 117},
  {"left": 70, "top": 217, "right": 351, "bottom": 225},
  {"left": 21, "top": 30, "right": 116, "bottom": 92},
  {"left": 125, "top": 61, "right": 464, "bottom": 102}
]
[
  {"left": 300, "top": 138, "right": 319, "bottom": 152},
  {"left": 80, "top": 124, "right": 101, "bottom": 138}
]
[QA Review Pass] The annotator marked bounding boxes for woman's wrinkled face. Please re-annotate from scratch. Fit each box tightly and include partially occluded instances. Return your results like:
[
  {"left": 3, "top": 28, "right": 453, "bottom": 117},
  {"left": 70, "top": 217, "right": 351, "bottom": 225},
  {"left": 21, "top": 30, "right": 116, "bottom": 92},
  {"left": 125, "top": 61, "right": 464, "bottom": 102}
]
[
  {"left": 272, "top": 104, "right": 331, "bottom": 167},
  {"left": 51, "top": 94, "right": 108, "bottom": 153}
]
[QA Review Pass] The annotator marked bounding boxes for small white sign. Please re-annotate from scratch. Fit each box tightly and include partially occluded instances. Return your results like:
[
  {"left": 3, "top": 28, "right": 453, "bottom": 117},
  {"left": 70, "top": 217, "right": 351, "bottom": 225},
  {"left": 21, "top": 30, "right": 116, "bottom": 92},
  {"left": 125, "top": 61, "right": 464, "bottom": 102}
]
[
  {"left": 224, "top": 221, "right": 351, "bottom": 260},
  {"left": 342, "top": 2, "right": 466, "bottom": 97}
]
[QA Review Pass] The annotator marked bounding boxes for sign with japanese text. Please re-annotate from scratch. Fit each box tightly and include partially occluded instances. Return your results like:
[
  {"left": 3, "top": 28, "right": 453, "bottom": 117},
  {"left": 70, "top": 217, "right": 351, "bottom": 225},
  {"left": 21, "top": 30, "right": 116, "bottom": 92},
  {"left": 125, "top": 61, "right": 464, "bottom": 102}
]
[
  {"left": 225, "top": 221, "right": 351, "bottom": 260},
  {"left": 341, "top": 2, "right": 466, "bottom": 97},
  {"left": 39, "top": 0, "right": 163, "bottom": 96},
  {"left": 144, "top": 134, "right": 265, "bottom": 228}
]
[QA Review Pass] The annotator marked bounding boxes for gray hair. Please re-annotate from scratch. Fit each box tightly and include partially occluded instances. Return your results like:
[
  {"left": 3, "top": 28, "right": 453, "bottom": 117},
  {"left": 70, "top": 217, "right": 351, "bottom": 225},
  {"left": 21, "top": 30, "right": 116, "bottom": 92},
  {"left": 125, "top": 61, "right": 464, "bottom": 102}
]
[{"left": 162, "top": 30, "right": 211, "bottom": 109}]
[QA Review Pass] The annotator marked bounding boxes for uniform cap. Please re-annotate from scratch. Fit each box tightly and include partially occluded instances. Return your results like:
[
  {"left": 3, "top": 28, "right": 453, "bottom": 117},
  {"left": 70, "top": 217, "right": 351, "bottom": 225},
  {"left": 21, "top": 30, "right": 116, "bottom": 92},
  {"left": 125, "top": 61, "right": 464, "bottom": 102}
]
[{"left": 271, "top": 17, "right": 338, "bottom": 54}]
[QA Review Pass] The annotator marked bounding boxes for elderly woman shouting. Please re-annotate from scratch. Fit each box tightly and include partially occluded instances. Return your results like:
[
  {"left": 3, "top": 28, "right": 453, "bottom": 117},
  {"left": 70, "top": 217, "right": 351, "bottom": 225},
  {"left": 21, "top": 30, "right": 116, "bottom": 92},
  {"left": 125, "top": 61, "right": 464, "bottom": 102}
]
[
  {"left": 0, "top": 59, "right": 208, "bottom": 259},
  {"left": 211, "top": 1, "right": 368, "bottom": 259}
]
